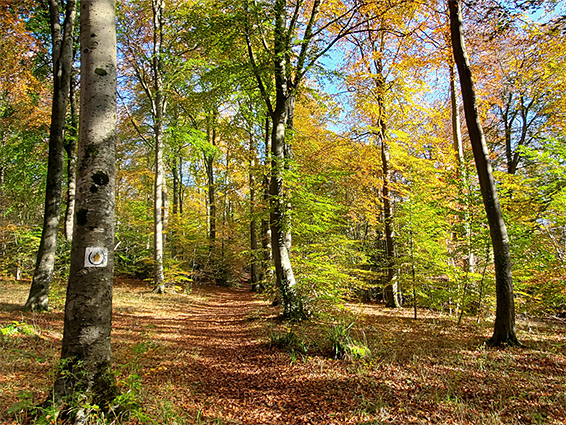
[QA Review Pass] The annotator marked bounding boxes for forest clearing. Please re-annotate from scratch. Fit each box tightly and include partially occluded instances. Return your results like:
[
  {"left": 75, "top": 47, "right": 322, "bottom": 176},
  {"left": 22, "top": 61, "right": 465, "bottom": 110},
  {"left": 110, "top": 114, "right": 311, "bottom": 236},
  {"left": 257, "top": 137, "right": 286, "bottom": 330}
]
[{"left": 2, "top": 277, "right": 566, "bottom": 425}]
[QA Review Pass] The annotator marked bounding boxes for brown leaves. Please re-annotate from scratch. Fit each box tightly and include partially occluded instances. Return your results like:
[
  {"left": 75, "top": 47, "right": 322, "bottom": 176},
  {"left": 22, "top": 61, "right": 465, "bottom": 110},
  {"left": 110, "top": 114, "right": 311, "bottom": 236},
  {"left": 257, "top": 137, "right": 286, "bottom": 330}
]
[{"left": 1, "top": 278, "right": 566, "bottom": 424}]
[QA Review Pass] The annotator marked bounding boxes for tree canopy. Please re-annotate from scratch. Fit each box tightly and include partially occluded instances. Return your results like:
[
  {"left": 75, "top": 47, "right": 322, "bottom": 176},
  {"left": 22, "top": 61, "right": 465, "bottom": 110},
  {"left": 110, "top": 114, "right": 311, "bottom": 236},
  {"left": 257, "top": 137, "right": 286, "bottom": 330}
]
[{"left": 1, "top": 0, "right": 566, "bottom": 420}]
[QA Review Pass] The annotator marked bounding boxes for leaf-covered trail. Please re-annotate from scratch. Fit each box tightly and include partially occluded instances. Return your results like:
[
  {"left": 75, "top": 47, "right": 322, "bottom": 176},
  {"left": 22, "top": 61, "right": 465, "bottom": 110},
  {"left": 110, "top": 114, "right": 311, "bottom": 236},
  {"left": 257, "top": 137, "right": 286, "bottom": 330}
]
[
  {"left": 2, "top": 278, "right": 566, "bottom": 424},
  {"left": 110, "top": 279, "right": 566, "bottom": 425},
  {"left": 113, "top": 280, "right": 361, "bottom": 424}
]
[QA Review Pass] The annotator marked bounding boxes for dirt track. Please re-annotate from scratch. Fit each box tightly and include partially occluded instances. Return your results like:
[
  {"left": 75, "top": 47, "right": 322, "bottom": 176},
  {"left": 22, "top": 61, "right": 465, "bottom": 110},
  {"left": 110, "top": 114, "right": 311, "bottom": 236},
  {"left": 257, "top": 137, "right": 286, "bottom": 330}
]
[{"left": 113, "top": 281, "right": 363, "bottom": 425}]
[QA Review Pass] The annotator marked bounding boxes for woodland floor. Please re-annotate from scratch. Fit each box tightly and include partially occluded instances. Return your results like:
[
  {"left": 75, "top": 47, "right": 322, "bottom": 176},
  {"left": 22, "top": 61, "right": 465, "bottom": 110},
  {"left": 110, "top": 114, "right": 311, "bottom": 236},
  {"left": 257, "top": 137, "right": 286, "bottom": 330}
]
[{"left": 1, "top": 277, "right": 566, "bottom": 425}]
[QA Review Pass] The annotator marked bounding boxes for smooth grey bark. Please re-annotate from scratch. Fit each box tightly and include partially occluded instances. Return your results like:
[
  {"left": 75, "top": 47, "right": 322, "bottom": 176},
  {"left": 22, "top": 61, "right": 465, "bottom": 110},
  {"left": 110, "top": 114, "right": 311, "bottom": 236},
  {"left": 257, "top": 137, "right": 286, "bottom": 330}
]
[
  {"left": 245, "top": 0, "right": 366, "bottom": 315},
  {"left": 64, "top": 70, "right": 78, "bottom": 242},
  {"left": 269, "top": 0, "right": 301, "bottom": 316},
  {"left": 449, "top": 62, "right": 476, "bottom": 271},
  {"left": 283, "top": 93, "right": 295, "bottom": 254},
  {"left": 152, "top": 0, "right": 166, "bottom": 293},
  {"left": 120, "top": 0, "right": 167, "bottom": 291},
  {"left": 54, "top": 0, "right": 118, "bottom": 410},
  {"left": 25, "top": 0, "right": 76, "bottom": 311},
  {"left": 450, "top": 61, "right": 475, "bottom": 321},
  {"left": 449, "top": 0, "right": 519, "bottom": 346}
]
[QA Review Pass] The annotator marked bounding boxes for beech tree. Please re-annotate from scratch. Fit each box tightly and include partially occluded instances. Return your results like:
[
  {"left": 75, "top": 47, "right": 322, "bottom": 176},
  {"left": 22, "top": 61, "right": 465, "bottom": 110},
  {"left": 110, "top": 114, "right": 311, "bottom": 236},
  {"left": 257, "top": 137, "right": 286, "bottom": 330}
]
[
  {"left": 53, "top": 0, "right": 118, "bottom": 413},
  {"left": 449, "top": 0, "right": 519, "bottom": 346},
  {"left": 25, "top": 0, "right": 76, "bottom": 311},
  {"left": 344, "top": 1, "right": 428, "bottom": 308},
  {"left": 151, "top": 0, "right": 167, "bottom": 293},
  {"left": 117, "top": 0, "right": 168, "bottom": 292},
  {"left": 244, "top": 0, "right": 367, "bottom": 317}
]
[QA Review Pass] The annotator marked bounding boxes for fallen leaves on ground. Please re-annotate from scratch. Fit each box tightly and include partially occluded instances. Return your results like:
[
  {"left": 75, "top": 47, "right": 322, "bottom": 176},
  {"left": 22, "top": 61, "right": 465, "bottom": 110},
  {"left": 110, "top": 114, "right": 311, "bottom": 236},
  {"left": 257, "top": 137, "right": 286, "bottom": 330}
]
[{"left": 1, "top": 277, "right": 566, "bottom": 424}]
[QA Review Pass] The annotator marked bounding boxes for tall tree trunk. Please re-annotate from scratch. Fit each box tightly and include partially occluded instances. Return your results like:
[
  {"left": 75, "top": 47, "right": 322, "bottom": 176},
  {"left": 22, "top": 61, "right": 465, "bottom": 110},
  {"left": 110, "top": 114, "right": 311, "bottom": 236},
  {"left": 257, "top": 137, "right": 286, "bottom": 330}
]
[
  {"left": 245, "top": 0, "right": 321, "bottom": 316},
  {"left": 283, "top": 93, "right": 295, "bottom": 254},
  {"left": 205, "top": 155, "right": 216, "bottom": 243},
  {"left": 370, "top": 36, "right": 400, "bottom": 308},
  {"left": 260, "top": 116, "right": 273, "bottom": 284},
  {"left": 205, "top": 114, "right": 217, "bottom": 258},
  {"left": 152, "top": 0, "right": 166, "bottom": 293},
  {"left": 178, "top": 158, "right": 183, "bottom": 215},
  {"left": 449, "top": 0, "right": 519, "bottom": 346},
  {"left": 249, "top": 136, "right": 259, "bottom": 289},
  {"left": 270, "top": 106, "right": 299, "bottom": 316},
  {"left": 163, "top": 177, "right": 169, "bottom": 245},
  {"left": 54, "top": 0, "right": 118, "bottom": 411},
  {"left": 380, "top": 137, "right": 400, "bottom": 308},
  {"left": 172, "top": 156, "right": 179, "bottom": 216},
  {"left": 25, "top": 0, "right": 76, "bottom": 311},
  {"left": 170, "top": 152, "right": 183, "bottom": 259},
  {"left": 170, "top": 156, "right": 179, "bottom": 258},
  {"left": 64, "top": 69, "right": 78, "bottom": 243},
  {"left": 269, "top": 0, "right": 302, "bottom": 318},
  {"left": 450, "top": 62, "right": 475, "bottom": 274}
]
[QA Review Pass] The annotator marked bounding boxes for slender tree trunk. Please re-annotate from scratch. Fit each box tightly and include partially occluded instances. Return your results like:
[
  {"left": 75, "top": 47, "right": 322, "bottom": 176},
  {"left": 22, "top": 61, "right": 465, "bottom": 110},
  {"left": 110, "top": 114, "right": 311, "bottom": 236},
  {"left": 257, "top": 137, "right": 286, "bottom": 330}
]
[
  {"left": 152, "top": 0, "right": 166, "bottom": 293},
  {"left": 371, "top": 42, "right": 400, "bottom": 308},
  {"left": 163, "top": 177, "right": 169, "bottom": 245},
  {"left": 246, "top": 0, "right": 320, "bottom": 316},
  {"left": 64, "top": 69, "right": 78, "bottom": 243},
  {"left": 178, "top": 158, "right": 183, "bottom": 215},
  {"left": 170, "top": 156, "right": 179, "bottom": 258},
  {"left": 260, "top": 117, "right": 272, "bottom": 284},
  {"left": 25, "top": 0, "right": 76, "bottom": 311},
  {"left": 205, "top": 114, "right": 217, "bottom": 260},
  {"left": 172, "top": 157, "right": 179, "bottom": 216},
  {"left": 249, "top": 136, "right": 259, "bottom": 289},
  {"left": 205, "top": 155, "right": 216, "bottom": 245},
  {"left": 283, "top": 93, "right": 295, "bottom": 254},
  {"left": 54, "top": 0, "right": 117, "bottom": 412},
  {"left": 449, "top": 0, "right": 519, "bottom": 346},
  {"left": 250, "top": 193, "right": 259, "bottom": 287},
  {"left": 153, "top": 114, "right": 165, "bottom": 292},
  {"left": 380, "top": 138, "right": 400, "bottom": 308},
  {"left": 450, "top": 62, "right": 475, "bottom": 274}
]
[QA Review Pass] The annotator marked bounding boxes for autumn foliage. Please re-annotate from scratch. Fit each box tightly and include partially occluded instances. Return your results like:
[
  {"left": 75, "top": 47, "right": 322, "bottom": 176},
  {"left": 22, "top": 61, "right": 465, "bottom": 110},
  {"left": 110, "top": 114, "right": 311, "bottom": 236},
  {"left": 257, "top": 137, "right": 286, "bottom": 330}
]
[{"left": 1, "top": 0, "right": 566, "bottom": 423}]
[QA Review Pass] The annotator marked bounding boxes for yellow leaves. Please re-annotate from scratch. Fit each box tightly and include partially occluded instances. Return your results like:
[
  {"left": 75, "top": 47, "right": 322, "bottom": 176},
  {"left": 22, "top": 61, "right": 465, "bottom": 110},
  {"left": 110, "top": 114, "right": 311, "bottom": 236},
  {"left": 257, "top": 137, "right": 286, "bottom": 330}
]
[{"left": 145, "top": 365, "right": 168, "bottom": 377}]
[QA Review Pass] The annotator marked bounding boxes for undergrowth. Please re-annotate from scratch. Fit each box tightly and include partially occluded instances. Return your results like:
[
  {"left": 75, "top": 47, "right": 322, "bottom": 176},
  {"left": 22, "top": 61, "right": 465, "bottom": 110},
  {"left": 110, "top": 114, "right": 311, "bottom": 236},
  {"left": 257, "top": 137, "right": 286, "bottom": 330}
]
[{"left": 267, "top": 316, "right": 372, "bottom": 361}]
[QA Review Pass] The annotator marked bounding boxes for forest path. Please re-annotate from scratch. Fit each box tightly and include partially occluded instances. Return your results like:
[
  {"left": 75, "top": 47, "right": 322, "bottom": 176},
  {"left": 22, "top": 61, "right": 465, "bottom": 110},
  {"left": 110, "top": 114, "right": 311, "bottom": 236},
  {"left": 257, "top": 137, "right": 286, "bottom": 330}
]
[
  {"left": 112, "top": 280, "right": 359, "bottom": 425},
  {"left": 2, "top": 278, "right": 566, "bottom": 424}
]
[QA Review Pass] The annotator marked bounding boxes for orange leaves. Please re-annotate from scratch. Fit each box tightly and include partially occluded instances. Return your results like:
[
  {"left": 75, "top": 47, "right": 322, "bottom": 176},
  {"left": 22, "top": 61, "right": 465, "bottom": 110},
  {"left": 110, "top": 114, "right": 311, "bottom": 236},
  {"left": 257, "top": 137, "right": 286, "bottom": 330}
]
[{"left": 0, "top": 4, "right": 50, "bottom": 133}]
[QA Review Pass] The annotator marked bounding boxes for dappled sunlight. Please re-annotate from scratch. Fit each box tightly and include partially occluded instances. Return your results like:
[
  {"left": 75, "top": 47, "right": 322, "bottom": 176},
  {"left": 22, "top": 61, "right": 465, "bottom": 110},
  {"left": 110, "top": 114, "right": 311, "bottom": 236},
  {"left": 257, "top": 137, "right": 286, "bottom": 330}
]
[{"left": 2, "top": 277, "right": 566, "bottom": 424}]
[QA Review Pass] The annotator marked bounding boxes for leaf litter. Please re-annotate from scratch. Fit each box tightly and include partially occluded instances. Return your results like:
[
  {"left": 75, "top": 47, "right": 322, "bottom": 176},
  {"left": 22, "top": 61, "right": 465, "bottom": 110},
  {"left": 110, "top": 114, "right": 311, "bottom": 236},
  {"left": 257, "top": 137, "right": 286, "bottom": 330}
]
[{"left": 1, "top": 277, "right": 566, "bottom": 424}]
